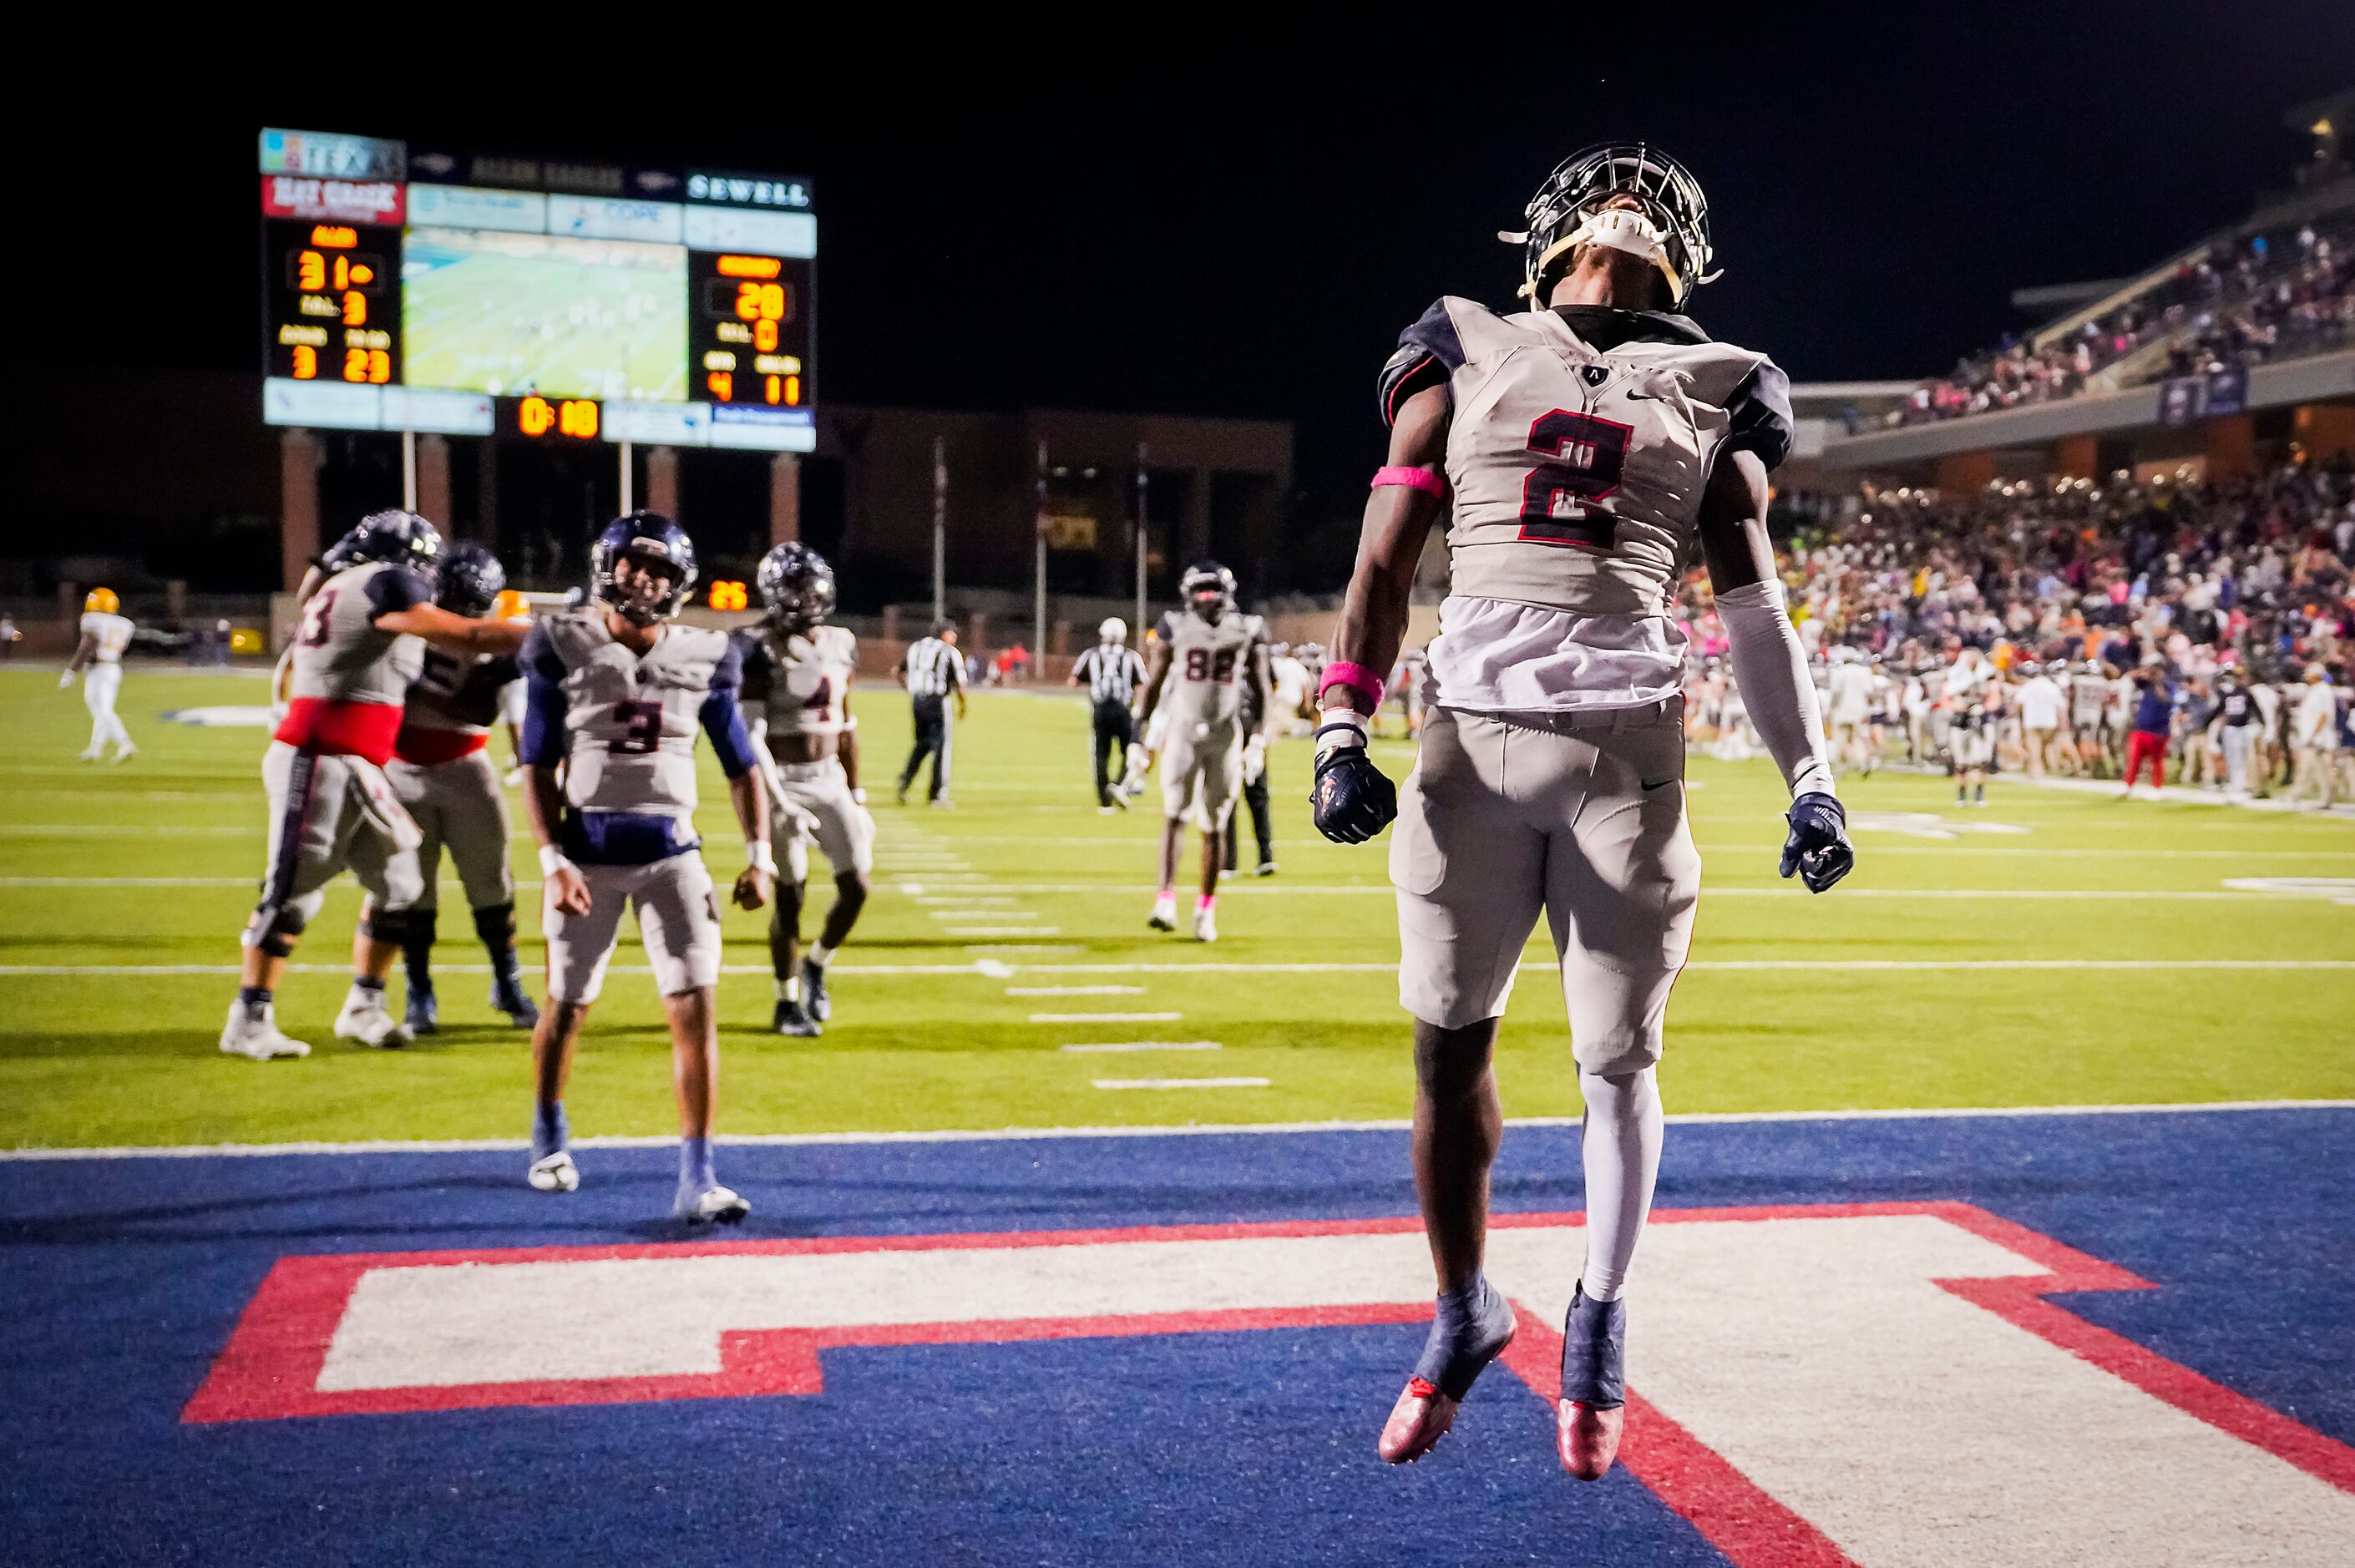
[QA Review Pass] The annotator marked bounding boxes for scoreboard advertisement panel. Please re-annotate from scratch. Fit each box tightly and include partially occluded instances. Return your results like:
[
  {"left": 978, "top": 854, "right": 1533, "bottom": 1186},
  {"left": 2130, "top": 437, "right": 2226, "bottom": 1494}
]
[{"left": 259, "top": 129, "right": 816, "bottom": 452}]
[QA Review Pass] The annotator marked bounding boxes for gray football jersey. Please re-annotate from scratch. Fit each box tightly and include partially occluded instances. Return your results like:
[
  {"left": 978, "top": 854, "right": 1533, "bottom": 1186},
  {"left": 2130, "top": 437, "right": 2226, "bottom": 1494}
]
[
  {"left": 1157, "top": 608, "right": 1262, "bottom": 729},
  {"left": 287, "top": 562, "right": 428, "bottom": 706},
  {"left": 404, "top": 648, "right": 520, "bottom": 736},
  {"left": 527, "top": 612, "right": 739, "bottom": 817},
  {"left": 746, "top": 624, "right": 857, "bottom": 740},
  {"left": 1380, "top": 298, "right": 1792, "bottom": 616}
]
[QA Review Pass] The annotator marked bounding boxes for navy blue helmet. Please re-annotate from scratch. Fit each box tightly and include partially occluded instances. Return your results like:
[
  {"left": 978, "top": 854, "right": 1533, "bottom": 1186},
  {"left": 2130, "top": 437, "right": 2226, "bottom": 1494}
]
[
  {"left": 1181, "top": 559, "right": 1236, "bottom": 620},
  {"left": 757, "top": 541, "right": 836, "bottom": 633},
  {"left": 590, "top": 511, "right": 697, "bottom": 625},
  {"left": 323, "top": 509, "right": 442, "bottom": 579},
  {"left": 434, "top": 542, "right": 506, "bottom": 618}
]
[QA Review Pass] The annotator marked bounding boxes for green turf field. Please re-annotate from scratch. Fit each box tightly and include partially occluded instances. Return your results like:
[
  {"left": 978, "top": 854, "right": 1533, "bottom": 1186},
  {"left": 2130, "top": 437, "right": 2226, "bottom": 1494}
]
[{"left": 3, "top": 664, "right": 2350, "bottom": 1149}]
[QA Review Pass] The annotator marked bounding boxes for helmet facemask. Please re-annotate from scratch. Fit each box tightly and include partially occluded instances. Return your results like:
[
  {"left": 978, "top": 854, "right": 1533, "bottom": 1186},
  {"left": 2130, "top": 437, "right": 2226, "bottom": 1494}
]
[
  {"left": 605, "top": 552, "right": 683, "bottom": 626},
  {"left": 1502, "top": 143, "right": 1718, "bottom": 311}
]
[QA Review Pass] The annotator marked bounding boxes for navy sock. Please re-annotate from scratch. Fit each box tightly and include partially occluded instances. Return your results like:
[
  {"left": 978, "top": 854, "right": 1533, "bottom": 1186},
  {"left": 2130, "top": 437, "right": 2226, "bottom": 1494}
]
[
  {"left": 532, "top": 1102, "right": 568, "bottom": 1160},
  {"left": 353, "top": 974, "right": 385, "bottom": 997},
  {"left": 237, "top": 985, "right": 272, "bottom": 1010},
  {"left": 1561, "top": 1286, "right": 1628, "bottom": 1409},
  {"left": 678, "top": 1136, "right": 716, "bottom": 1194},
  {"left": 1411, "top": 1275, "right": 1517, "bottom": 1400}
]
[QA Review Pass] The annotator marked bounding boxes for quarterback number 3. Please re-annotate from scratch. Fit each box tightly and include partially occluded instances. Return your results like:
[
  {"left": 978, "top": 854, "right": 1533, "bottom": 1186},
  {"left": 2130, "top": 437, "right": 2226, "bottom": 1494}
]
[
  {"left": 1517, "top": 409, "right": 1632, "bottom": 550},
  {"left": 608, "top": 700, "right": 664, "bottom": 756}
]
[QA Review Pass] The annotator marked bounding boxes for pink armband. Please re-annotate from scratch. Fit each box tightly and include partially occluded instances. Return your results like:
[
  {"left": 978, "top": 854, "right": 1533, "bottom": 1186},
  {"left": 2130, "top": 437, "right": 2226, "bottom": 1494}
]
[
  {"left": 1371, "top": 465, "right": 1447, "bottom": 498},
  {"left": 1318, "top": 660, "right": 1385, "bottom": 711}
]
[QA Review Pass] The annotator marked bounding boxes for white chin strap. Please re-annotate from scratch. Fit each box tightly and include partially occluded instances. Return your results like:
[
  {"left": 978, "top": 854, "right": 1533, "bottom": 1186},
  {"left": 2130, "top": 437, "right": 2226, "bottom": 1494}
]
[{"left": 1519, "top": 206, "right": 1684, "bottom": 303}]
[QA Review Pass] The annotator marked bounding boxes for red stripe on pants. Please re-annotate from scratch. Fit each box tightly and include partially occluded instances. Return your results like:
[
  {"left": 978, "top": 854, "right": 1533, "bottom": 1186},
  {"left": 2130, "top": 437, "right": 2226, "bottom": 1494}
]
[{"left": 2125, "top": 730, "right": 2168, "bottom": 788}]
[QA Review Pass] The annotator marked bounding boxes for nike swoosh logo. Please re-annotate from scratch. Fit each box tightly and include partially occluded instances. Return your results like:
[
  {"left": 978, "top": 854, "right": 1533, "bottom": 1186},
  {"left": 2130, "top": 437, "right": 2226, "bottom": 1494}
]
[{"left": 1641, "top": 778, "right": 1675, "bottom": 792}]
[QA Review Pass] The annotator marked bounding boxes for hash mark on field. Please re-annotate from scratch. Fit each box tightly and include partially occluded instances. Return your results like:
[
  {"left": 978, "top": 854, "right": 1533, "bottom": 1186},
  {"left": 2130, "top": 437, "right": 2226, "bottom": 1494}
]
[
  {"left": 1008, "top": 985, "right": 1146, "bottom": 996},
  {"left": 1091, "top": 1076, "right": 1269, "bottom": 1090},
  {"left": 947, "top": 928, "right": 1062, "bottom": 938},
  {"left": 1061, "top": 1040, "right": 1221, "bottom": 1053},
  {"left": 929, "top": 909, "right": 1038, "bottom": 921},
  {"left": 963, "top": 944, "right": 1081, "bottom": 954},
  {"left": 1031, "top": 1011, "right": 1182, "bottom": 1023},
  {"left": 914, "top": 896, "right": 1014, "bottom": 905}
]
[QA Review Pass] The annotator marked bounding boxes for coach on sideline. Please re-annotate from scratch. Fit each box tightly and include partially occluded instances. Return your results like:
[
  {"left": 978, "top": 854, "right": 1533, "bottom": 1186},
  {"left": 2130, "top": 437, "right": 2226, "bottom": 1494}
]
[{"left": 894, "top": 621, "right": 967, "bottom": 807}]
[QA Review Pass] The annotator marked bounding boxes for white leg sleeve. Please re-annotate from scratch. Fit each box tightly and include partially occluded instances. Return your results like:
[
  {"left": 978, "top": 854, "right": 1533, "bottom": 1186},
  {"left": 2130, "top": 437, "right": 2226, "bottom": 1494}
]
[
  {"left": 1716, "top": 579, "right": 1836, "bottom": 799},
  {"left": 1578, "top": 1065, "right": 1664, "bottom": 1303}
]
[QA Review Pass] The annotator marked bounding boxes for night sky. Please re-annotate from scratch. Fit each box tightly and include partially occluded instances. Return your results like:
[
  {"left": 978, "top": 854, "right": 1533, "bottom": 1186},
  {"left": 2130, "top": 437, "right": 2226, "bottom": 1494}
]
[{"left": 13, "top": 11, "right": 2353, "bottom": 519}]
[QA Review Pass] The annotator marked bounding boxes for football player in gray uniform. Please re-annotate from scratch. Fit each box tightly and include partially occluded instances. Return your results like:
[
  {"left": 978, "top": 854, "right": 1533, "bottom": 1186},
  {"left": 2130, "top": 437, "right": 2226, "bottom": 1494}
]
[
  {"left": 223, "top": 511, "right": 529, "bottom": 1061},
  {"left": 1130, "top": 561, "right": 1273, "bottom": 941},
  {"left": 1312, "top": 145, "right": 1852, "bottom": 1479},
  {"left": 741, "top": 542, "right": 874, "bottom": 1038},
  {"left": 357, "top": 542, "right": 539, "bottom": 1036},
  {"left": 519, "top": 513, "right": 773, "bottom": 1225}
]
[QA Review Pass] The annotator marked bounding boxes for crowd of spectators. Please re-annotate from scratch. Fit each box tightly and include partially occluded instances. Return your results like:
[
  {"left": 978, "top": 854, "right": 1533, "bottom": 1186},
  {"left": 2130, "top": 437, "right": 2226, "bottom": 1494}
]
[
  {"left": 1892, "top": 209, "right": 2355, "bottom": 426},
  {"left": 1675, "top": 456, "right": 2355, "bottom": 804}
]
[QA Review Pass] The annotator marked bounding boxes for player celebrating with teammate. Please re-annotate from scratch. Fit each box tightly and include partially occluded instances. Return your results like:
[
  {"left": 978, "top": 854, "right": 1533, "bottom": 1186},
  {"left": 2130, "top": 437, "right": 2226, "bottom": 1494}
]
[
  {"left": 222, "top": 512, "right": 529, "bottom": 1061},
  {"left": 63, "top": 588, "right": 136, "bottom": 762},
  {"left": 517, "top": 513, "right": 772, "bottom": 1224},
  {"left": 1311, "top": 145, "right": 1852, "bottom": 1479},
  {"left": 359, "top": 542, "right": 539, "bottom": 1034},
  {"left": 1131, "top": 560, "right": 1273, "bottom": 942},
  {"left": 741, "top": 542, "right": 874, "bottom": 1039}
]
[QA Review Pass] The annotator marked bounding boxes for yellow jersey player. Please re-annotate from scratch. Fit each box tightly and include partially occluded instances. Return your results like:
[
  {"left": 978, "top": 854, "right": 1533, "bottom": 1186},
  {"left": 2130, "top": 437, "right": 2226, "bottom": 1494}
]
[{"left": 63, "top": 588, "right": 136, "bottom": 762}]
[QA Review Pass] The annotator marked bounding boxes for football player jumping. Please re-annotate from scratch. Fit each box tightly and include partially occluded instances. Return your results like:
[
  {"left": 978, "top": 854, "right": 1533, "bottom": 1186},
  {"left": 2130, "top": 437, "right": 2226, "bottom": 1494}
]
[
  {"left": 356, "top": 542, "right": 540, "bottom": 1034},
  {"left": 740, "top": 542, "right": 874, "bottom": 1039},
  {"left": 1130, "top": 561, "right": 1273, "bottom": 942},
  {"left": 1312, "top": 145, "right": 1854, "bottom": 1479},
  {"left": 221, "top": 512, "right": 530, "bottom": 1061},
  {"left": 518, "top": 513, "right": 772, "bottom": 1224}
]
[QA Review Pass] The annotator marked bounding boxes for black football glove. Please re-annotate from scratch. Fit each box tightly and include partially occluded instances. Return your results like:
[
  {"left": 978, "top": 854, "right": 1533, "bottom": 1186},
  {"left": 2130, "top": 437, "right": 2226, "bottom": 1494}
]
[
  {"left": 1779, "top": 791, "right": 1854, "bottom": 893},
  {"left": 1312, "top": 745, "right": 1396, "bottom": 844}
]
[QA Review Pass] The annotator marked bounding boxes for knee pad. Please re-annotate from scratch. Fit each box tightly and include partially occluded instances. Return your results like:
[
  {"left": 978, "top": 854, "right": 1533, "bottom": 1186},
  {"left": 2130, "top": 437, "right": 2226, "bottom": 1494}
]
[
  {"left": 362, "top": 904, "right": 416, "bottom": 944},
  {"left": 246, "top": 894, "right": 312, "bottom": 957},
  {"left": 470, "top": 901, "right": 515, "bottom": 948}
]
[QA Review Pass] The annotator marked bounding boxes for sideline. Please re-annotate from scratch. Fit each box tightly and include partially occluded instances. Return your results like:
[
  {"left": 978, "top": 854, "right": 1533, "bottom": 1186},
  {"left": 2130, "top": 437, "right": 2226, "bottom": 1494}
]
[{"left": 3, "top": 1099, "right": 2349, "bottom": 1161}]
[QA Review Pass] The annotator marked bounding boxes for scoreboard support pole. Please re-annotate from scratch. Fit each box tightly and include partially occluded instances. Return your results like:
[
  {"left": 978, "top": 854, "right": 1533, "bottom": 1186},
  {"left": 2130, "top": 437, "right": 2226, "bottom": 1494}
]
[
  {"left": 932, "top": 436, "right": 948, "bottom": 627},
  {"left": 1134, "top": 443, "right": 1149, "bottom": 636},
  {"left": 401, "top": 429, "right": 418, "bottom": 513},
  {"left": 1034, "top": 441, "right": 1049, "bottom": 666},
  {"left": 620, "top": 441, "right": 635, "bottom": 516},
  {"left": 279, "top": 430, "right": 321, "bottom": 595}
]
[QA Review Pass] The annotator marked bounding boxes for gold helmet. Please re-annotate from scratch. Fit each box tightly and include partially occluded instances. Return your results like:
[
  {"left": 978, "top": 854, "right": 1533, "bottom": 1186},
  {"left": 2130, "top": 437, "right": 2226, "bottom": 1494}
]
[{"left": 84, "top": 588, "right": 119, "bottom": 615}]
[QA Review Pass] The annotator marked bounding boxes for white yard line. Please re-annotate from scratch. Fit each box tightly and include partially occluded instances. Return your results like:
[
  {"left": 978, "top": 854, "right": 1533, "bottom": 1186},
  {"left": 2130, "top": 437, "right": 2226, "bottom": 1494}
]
[
  {"left": 4, "top": 1099, "right": 2347, "bottom": 1160},
  {"left": 1008, "top": 985, "right": 1146, "bottom": 996},
  {"left": 1031, "top": 1011, "right": 1183, "bottom": 1023},
  {"left": 946, "top": 927, "right": 1062, "bottom": 938},
  {"left": 1060, "top": 1041, "right": 1221, "bottom": 1053},
  {"left": 1091, "top": 1077, "right": 1270, "bottom": 1090}
]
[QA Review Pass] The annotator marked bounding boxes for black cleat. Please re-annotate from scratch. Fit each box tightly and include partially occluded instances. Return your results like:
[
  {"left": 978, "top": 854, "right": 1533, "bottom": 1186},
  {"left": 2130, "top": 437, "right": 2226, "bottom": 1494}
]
[
  {"left": 772, "top": 998, "right": 823, "bottom": 1038},
  {"left": 489, "top": 969, "right": 539, "bottom": 1029},
  {"left": 404, "top": 979, "right": 438, "bottom": 1036},
  {"left": 800, "top": 959, "right": 832, "bottom": 1023}
]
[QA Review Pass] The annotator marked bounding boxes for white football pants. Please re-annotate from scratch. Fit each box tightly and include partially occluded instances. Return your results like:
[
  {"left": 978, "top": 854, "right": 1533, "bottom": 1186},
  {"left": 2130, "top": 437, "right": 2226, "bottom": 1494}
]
[{"left": 83, "top": 664, "right": 129, "bottom": 752}]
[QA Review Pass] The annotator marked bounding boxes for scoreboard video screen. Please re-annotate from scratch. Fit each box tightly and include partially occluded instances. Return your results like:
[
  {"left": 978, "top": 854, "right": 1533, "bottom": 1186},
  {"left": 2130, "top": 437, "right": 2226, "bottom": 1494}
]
[{"left": 259, "top": 128, "right": 815, "bottom": 451}]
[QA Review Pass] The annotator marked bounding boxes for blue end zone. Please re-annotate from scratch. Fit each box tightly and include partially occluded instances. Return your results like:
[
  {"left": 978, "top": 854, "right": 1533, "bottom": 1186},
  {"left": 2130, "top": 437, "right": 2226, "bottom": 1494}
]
[{"left": 1, "top": 1108, "right": 2349, "bottom": 1566}]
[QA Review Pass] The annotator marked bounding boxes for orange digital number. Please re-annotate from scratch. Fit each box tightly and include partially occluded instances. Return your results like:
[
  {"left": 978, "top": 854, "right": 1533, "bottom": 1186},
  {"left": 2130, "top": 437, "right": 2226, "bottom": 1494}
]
[
  {"left": 342, "top": 291, "right": 367, "bottom": 326},
  {"left": 734, "top": 281, "right": 788, "bottom": 321},
  {"left": 367, "top": 349, "right": 391, "bottom": 384},
  {"left": 707, "top": 580, "right": 749, "bottom": 611},
  {"left": 764, "top": 374, "right": 781, "bottom": 405},
  {"left": 343, "top": 347, "right": 372, "bottom": 382},
  {"left": 784, "top": 374, "right": 802, "bottom": 406},
  {"left": 754, "top": 318, "right": 779, "bottom": 352},
  {"left": 291, "top": 345, "right": 317, "bottom": 380},
  {"left": 296, "top": 250, "right": 326, "bottom": 291},
  {"left": 706, "top": 371, "right": 734, "bottom": 402},
  {"left": 558, "top": 400, "right": 599, "bottom": 438},
  {"left": 519, "top": 396, "right": 555, "bottom": 436}
]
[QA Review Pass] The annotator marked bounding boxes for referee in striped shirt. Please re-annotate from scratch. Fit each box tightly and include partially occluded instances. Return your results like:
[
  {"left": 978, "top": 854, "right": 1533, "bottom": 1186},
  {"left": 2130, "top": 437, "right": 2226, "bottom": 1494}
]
[
  {"left": 1068, "top": 617, "right": 1147, "bottom": 811},
  {"left": 894, "top": 622, "right": 967, "bottom": 806}
]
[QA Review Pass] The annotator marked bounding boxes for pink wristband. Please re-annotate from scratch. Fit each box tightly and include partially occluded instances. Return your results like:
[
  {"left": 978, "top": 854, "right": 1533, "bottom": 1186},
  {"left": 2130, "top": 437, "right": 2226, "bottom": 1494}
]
[
  {"left": 1371, "top": 465, "right": 1447, "bottom": 498},
  {"left": 1319, "top": 660, "right": 1385, "bottom": 711}
]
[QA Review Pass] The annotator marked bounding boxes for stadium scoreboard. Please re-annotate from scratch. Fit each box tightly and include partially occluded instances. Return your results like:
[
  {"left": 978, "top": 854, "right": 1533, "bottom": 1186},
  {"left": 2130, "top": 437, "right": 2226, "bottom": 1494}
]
[{"left": 259, "top": 129, "right": 816, "bottom": 452}]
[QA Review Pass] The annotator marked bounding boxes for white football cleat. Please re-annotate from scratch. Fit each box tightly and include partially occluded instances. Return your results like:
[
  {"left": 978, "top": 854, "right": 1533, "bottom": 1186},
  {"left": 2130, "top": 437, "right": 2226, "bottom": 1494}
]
[
  {"left": 78, "top": 746, "right": 104, "bottom": 762},
  {"left": 218, "top": 1000, "right": 311, "bottom": 1061},
  {"left": 1147, "top": 893, "right": 1178, "bottom": 932},
  {"left": 527, "top": 1151, "right": 580, "bottom": 1192},
  {"left": 1192, "top": 904, "right": 1218, "bottom": 943},
  {"left": 332, "top": 989, "right": 410, "bottom": 1049},
  {"left": 111, "top": 743, "right": 137, "bottom": 764},
  {"left": 676, "top": 1183, "right": 750, "bottom": 1225}
]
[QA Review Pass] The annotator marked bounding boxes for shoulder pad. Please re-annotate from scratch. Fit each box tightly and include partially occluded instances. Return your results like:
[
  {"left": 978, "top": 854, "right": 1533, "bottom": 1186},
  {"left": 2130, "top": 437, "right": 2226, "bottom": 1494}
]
[{"left": 1380, "top": 298, "right": 1473, "bottom": 427}]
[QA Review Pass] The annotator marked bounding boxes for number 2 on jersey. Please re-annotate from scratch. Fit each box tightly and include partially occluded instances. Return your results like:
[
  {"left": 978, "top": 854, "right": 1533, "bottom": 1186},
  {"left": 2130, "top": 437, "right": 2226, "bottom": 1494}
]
[{"left": 1517, "top": 409, "right": 1632, "bottom": 550}]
